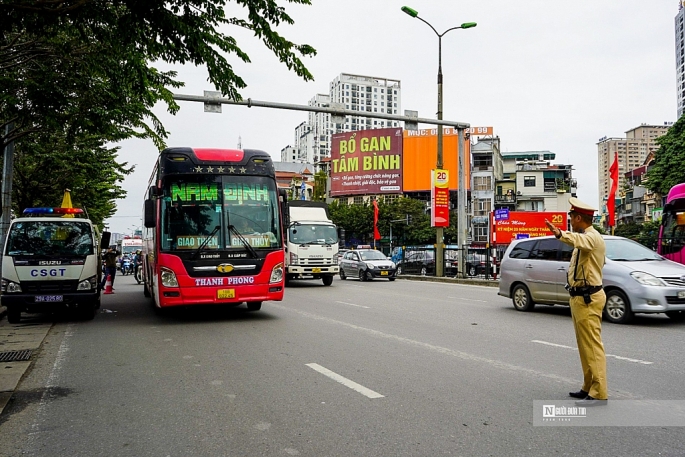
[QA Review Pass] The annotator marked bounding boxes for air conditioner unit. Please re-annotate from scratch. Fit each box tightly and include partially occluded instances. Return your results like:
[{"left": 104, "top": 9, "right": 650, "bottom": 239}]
[{"left": 516, "top": 191, "right": 522, "bottom": 196}]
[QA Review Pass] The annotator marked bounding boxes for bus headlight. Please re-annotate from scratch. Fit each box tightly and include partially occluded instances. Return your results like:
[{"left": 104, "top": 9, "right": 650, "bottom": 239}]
[
  {"left": 1, "top": 279, "right": 22, "bottom": 293},
  {"left": 160, "top": 267, "right": 179, "bottom": 287},
  {"left": 270, "top": 263, "right": 284, "bottom": 283},
  {"left": 77, "top": 276, "right": 97, "bottom": 291}
]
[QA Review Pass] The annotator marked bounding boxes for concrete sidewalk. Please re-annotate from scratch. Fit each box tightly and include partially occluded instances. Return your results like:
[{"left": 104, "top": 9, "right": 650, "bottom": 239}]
[{"left": 0, "top": 310, "right": 52, "bottom": 415}]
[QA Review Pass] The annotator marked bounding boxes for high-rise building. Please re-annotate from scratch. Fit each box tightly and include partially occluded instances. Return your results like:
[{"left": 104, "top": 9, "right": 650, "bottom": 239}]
[
  {"left": 597, "top": 124, "right": 671, "bottom": 211},
  {"left": 280, "top": 73, "right": 402, "bottom": 167},
  {"left": 676, "top": 1, "right": 685, "bottom": 118}
]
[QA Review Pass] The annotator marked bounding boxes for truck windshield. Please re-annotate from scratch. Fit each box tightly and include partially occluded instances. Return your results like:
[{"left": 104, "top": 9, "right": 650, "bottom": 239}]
[
  {"left": 288, "top": 224, "right": 338, "bottom": 245},
  {"left": 5, "top": 221, "right": 94, "bottom": 256},
  {"left": 160, "top": 175, "right": 282, "bottom": 251}
]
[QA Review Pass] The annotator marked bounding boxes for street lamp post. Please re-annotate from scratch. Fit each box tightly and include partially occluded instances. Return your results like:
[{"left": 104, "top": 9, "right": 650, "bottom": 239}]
[{"left": 401, "top": 6, "right": 476, "bottom": 277}]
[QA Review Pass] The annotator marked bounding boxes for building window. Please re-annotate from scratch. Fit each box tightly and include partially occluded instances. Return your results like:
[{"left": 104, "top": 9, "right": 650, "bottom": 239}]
[
  {"left": 353, "top": 196, "right": 364, "bottom": 205},
  {"left": 338, "top": 198, "right": 348, "bottom": 206},
  {"left": 474, "top": 176, "right": 492, "bottom": 191},
  {"left": 524, "top": 176, "right": 536, "bottom": 187}
]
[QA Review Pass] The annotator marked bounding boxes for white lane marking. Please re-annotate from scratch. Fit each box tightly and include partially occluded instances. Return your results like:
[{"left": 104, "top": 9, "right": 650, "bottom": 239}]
[
  {"left": 306, "top": 363, "right": 384, "bottom": 399},
  {"left": 531, "top": 340, "right": 653, "bottom": 365},
  {"left": 28, "top": 324, "right": 75, "bottom": 454},
  {"left": 447, "top": 296, "right": 488, "bottom": 303},
  {"left": 271, "top": 304, "right": 580, "bottom": 385},
  {"left": 335, "top": 301, "right": 370, "bottom": 309}
]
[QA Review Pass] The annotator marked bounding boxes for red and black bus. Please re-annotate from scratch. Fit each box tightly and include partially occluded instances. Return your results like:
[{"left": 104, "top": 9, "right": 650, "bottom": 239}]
[{"left": 142, "top": 148, "right": 285, "bottom": 311}]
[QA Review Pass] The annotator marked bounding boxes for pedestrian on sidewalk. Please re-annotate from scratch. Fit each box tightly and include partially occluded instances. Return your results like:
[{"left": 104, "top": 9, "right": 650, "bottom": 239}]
[
  {"left": 100, "top": 247, "right": 120, "bottom": 290},
  {"left": 545, "top": 197, "right": 608, "bottom": 407}
]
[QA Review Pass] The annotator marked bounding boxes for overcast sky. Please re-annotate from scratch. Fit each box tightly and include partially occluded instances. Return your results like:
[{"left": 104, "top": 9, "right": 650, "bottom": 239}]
[{"left": 105, "top": 0, "right": 677, "bottom": 234}]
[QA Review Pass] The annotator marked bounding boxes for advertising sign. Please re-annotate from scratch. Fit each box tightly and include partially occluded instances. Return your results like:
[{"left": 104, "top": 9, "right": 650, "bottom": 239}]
[
  {"left": 492, "top": 211, "right": 566, "bottom": 244},
  {"left": 431, "top": 169, "right": 450, "bottom": 227},
  {"left": 402, "top": 128, "right": 470, "bottom": 192},
  {"left": 330, "top": 128, "right": 403, "bottom": 196}
]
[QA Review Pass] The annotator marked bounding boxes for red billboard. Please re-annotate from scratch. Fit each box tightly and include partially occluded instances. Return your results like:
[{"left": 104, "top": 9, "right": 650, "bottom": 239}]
[
  {"left": 491, "top": 211, "right": 567, "bottom": 244},
  {"left": 330, "top": 128, "right": 403, "bottom": 196},
  {"left": 431, "top": 169, "right": 449, "bottom": 227}
]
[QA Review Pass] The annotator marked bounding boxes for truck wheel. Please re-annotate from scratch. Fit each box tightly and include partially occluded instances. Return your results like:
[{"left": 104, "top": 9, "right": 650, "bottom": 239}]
[
  {"left": 322, "top": 275, "right": 333, "bottom": 286},
  {"left": 246, "top": 301, "right": 262, "bottom": 311},
  {"left": 285, "top": 275, "right": 291, "bottom": 287},
  {"left": 7, "top": 306, "right": 21, "bottom": 324},
  {"left": 78, "top": 303, "right": 97, "bottom": 321}
]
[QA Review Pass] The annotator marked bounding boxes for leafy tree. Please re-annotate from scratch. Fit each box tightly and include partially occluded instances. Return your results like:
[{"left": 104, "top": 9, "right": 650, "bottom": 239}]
[
  {"left": 1, "top": 0, "right": 316, "bottom": 217},
  {"left": 614, "top": 222, "right": 641, "bottom": 240},
  {"left": 593, "top": 224, "right": 606, "bottom": 235},
  {"left": 634, "top": 220, "right": 660, "bottom": 250},
  {"left": 644, "top": 115, "right": 685, "bottom": 195},
  {"left": 12, "top": 132, "right": 133, "bottom": 228},
  {"left": 313, "top": 171, "right": 327, "bottom": 201}
]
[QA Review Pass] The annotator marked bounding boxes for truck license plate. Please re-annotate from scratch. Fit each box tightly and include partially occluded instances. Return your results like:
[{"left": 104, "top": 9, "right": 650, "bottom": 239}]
[
  {"left": 217, "top": 289, "right": 235, "bottom": 299},
  {"left": 380, "top": 271, "right": 388, "bottom": 276},
  {"left": 35, "top": 295, "right": 63, "bottom": 303},
  {"left": 312, "top": 268, "right": 321, "bottom": 273}
]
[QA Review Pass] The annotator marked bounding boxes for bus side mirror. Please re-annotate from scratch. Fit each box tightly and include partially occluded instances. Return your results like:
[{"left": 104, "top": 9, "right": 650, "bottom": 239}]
[
  {"left": 100, "top": 231, "right": 111, "bottom": 249},
  {"left": 149, "top": 186, "right": 160, "bottom": 198},
  {"left": 144, "top": 200, "right": 156, "bottom": 228}
]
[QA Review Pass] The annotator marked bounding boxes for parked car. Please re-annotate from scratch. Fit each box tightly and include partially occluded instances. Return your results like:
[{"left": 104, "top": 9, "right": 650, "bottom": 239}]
[
  {"left": 465, "top": 253, "right": 491, "bottom": 277},
  {"left": 396, "top": 250, "right": 435, "bottom": 276},
  {"left": 339, "top": 249, "right": 397, "bottom": 281},
  {"left": 498, "top": 235, "right": 685, "bottom": 324}
]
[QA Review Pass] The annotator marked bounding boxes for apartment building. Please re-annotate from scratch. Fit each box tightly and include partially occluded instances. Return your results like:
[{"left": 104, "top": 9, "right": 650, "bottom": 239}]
[
  {"left": 677, "top": 1, "right": 685, "bottom": 118},
  {"left": 470, "top": 138, "right": 503, "bottom": 243},
  {"left": 597, "top": 124, "right": 671, "bottom": 212}
]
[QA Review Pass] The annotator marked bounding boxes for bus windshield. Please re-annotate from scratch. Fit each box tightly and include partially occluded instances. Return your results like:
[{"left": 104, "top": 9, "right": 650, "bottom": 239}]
[
  {"left": 5, "top": 221, "right": 94, "bottom": 256},
  {"left": 160, "top": 175, "right": 282, "bottom": 252}
]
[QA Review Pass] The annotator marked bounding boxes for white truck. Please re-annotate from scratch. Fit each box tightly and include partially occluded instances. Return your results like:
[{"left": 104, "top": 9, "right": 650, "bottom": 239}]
[
  {"left": 285, "top": 201, "right": 339, "bottom": 286},
  {"left": 1, "top": 207, "right": 109, "bottom": 323}
]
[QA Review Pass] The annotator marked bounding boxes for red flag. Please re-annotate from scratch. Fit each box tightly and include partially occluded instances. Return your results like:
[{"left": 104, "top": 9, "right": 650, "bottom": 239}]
[
  {"left": 608, "top": 152, "right": 619, "bottom": 227},
  {"left": 373, "top": 200, "right": 381, "bottom": 241}
]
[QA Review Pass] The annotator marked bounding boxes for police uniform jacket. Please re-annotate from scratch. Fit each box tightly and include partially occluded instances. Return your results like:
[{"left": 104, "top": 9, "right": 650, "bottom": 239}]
[{"left": 558, "top": 226, "right": 605, "bottom": 288}]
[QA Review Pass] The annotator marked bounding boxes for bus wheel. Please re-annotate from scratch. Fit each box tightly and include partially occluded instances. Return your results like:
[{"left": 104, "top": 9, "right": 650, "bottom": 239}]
[
  {"left": 7, "top": 306, "right": 21, "bottom": 324},
  {"left": 143, "top": 282, "right": 151, "bottom": 297},
  {"left": 247, "top": 301, "right": 262, "bottom": 311},
  {"left": 322, "top": 275, "right": 334, "bottom": 286}
]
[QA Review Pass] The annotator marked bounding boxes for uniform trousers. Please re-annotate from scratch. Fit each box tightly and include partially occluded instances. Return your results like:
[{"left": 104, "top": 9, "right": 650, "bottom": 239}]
[{"left": 569, "top": 290, "right": 608, "bottom": 400}]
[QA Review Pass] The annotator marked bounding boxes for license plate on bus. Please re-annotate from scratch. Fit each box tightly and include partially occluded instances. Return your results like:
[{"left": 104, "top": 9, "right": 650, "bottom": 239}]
[
  {"left": 217, "top": 289, "right": 236, "bottom": 299},
  {"left": 312, "top": 268, "right": 321, "bottom": 273},
  {"left": 380, "top": 271, "right": 388, "bottom": 276},
  {"left": 35, "top": 295, "right": 63, "bottom": 303}
]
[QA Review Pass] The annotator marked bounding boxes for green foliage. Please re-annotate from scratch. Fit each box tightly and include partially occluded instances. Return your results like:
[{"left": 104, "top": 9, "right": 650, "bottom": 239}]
[
  {"left": 632, "top": 220, "right": 660, "bottom": 250},
  {"left": 614, "top": 222, "right": 641, "bottom": 239},
  {"left": 313, "top": 171, "right": 327, "bottom": 201},
  {"left": 1, "top": 0, "right": 316, "bottom": 219},
  {"left": 328, "top": 197, "right": 450, "bottom": 246},
  {"left": 593, "top": 224, "right": 606, "bottom": 235},
  {"left": 644, "top": 116, "right": 685, "bottom": 195}
]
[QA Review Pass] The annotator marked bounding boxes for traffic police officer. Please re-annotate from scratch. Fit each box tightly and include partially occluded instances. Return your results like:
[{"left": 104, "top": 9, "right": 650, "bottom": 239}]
[{"left": 545, "top": 198, "right": 608, "bottom": 407}]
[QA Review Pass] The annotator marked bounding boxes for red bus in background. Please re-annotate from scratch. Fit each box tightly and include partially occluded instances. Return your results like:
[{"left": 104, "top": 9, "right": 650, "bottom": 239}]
[
  {"left": 658, "top": 183, "right": 685, "bottom": 265},
  {"left": 142, "top": 148, "right": 285, "bottom": 311}
]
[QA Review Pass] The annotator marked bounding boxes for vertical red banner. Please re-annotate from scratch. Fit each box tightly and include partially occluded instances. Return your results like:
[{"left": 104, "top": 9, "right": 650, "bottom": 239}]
[{"left": 431, "top": 169, "right": 449, "bottom": 228}]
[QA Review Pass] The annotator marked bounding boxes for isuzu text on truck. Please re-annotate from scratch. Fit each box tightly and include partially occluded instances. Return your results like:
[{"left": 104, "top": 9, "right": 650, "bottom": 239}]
[
  {"left": 284, "top": 201, "right": 339, "bottom": 286},
  {"left": 1, "top": 207, "right": 109, "bottom": 323}
]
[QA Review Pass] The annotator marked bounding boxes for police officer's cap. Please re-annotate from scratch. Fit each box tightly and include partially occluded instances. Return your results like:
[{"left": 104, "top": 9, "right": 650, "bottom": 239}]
[{"left": 568, "top": 197, "right": 597, "bottom": 216}]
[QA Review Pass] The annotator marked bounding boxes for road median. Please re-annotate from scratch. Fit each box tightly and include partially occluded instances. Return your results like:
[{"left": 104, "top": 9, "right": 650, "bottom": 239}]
[{"left": 396, "top": 274, "right": 499, "bottom": 287}]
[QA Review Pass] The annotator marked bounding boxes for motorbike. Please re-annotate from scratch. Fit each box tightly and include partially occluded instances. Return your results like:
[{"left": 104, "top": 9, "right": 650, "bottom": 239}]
[
  {"left": 120, "top": 257, "right": 133, "bottom": 276},
  {"left": 134, "top": 263, "right": 143, "bottom": 284}
]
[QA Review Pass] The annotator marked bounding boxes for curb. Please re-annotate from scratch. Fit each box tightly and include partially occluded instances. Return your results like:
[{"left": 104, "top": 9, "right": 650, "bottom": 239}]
[{"left": 396, "top": 275, "right": 500, "bottom": 288}]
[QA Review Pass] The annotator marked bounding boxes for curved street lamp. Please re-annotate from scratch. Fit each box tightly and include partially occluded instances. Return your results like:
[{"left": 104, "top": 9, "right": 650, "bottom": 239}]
[{"left": 401, "top": 6, "right": 476, "bottom": 277}]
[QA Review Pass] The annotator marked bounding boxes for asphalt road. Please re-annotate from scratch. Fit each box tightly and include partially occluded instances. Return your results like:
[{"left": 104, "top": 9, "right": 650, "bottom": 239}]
[{"left": 1, "top": 273, "right": 684, "bottom": 456}]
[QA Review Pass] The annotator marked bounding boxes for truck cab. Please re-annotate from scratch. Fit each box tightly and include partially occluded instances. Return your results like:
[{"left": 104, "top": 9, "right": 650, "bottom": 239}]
[
  {"left": 285, "top": 202, "right": 339, "bottom": 286},
  {"left": 1, "top": 207, "right": 108, "bottom": 323}
]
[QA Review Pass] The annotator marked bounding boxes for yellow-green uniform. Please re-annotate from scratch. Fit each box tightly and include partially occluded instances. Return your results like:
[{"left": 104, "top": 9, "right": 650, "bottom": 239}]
[{"left": 558, "top": 226, "right": 608, "bottom": 400}]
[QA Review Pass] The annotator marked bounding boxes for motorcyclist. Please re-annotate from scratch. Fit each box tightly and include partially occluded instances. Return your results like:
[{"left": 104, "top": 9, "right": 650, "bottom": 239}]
[{"left": 133, "top": 250, "right": 143, "bottom": 278}]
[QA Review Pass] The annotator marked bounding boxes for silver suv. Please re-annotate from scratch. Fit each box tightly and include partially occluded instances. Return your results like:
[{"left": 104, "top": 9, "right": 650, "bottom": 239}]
[{"left": 498, "top": 235, "right": 685, "bottom": 324}]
